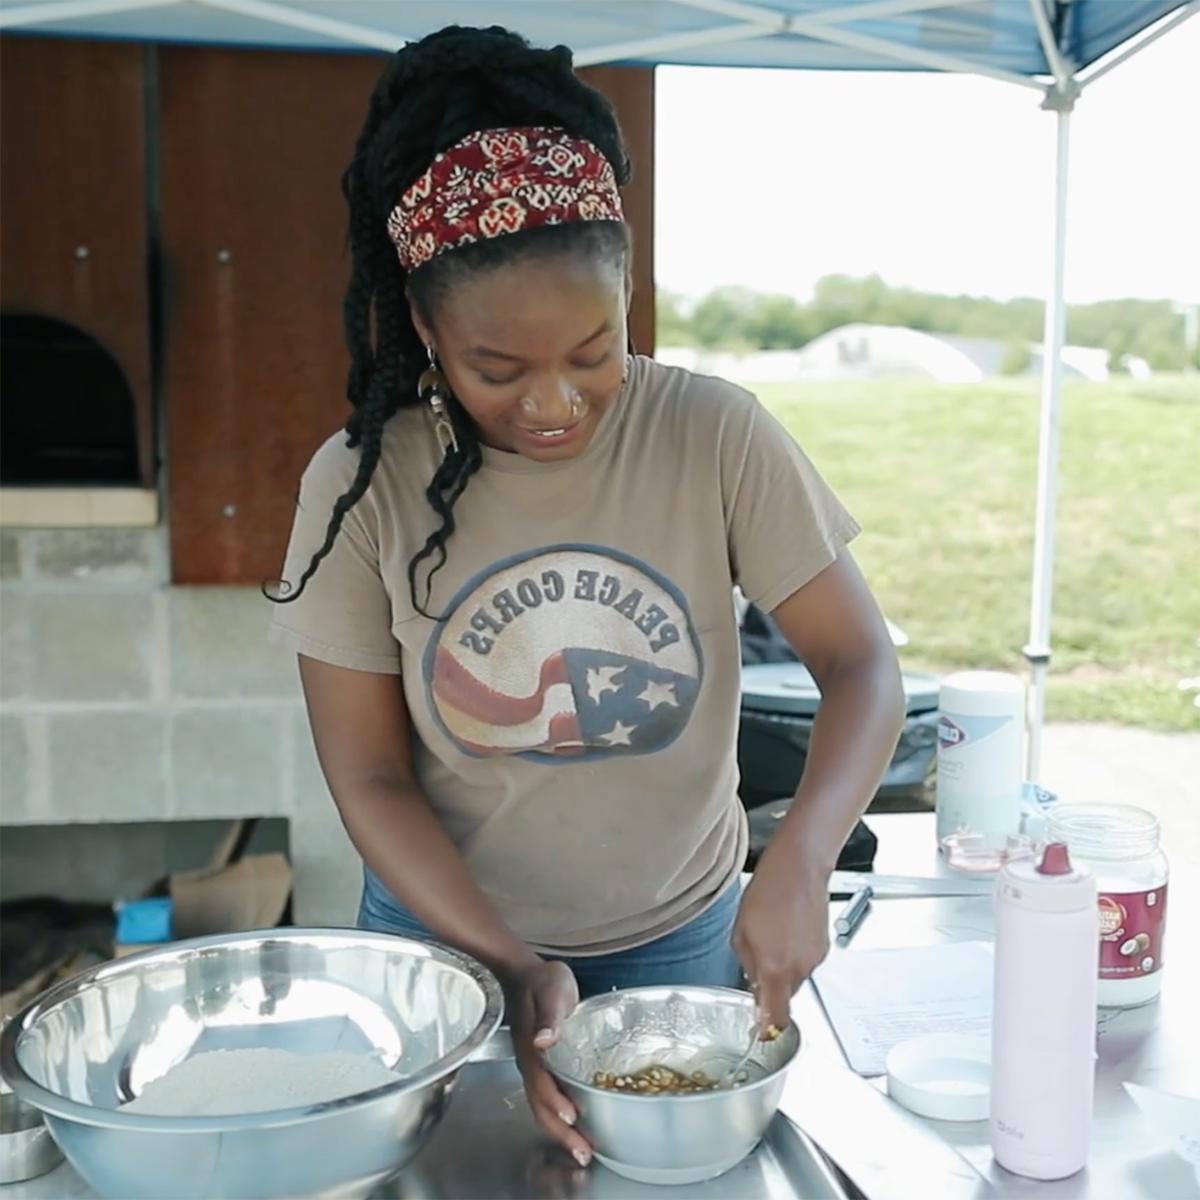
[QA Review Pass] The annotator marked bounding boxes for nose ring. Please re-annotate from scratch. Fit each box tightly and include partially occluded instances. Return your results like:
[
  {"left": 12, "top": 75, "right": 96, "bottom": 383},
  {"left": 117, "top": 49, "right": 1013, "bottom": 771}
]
[{"left": 519, "top": 391, "right": 586, "bottom": 419}]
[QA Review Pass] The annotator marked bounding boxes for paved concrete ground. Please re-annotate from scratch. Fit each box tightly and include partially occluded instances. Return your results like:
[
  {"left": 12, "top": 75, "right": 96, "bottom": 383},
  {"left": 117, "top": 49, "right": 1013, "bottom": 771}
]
[{"left": 1040, "top": 723, "right": 1200, "bottom": 869}]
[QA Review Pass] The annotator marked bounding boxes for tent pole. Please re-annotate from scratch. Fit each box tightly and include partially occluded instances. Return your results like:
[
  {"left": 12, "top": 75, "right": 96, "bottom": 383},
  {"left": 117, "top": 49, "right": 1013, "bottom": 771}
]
[
  {"left": 191, "top": 0, "right": 403, "bottom": 51},
  {"left": 1024, "top": 87, "right": 1075, "bottom": 784},
  {"left": 1077, "top": 1, "right": 1199, "bottom": 91},
  {"left": 0, "top": 0, "right": 168, "bottom": 30}
]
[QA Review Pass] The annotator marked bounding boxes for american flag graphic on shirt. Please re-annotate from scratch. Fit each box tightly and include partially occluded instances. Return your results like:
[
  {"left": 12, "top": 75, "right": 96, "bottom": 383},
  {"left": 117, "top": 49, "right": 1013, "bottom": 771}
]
[{"left": 423, "top": 547, "right": 702, "bottom": 763}]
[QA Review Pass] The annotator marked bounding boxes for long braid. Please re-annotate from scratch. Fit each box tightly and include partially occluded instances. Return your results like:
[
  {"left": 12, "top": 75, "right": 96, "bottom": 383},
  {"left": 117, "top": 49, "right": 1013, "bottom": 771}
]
[
  {"left": 271, "top": 25, "right": 630, "bottom": 614},
  {"left": 408, "top": 410, "right": 482, "bottom": 614}
]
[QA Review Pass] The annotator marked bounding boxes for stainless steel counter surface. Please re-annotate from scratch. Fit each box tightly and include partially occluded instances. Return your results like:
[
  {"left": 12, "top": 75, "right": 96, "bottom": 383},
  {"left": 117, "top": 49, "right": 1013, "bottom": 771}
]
[{"left": 4, "top": 1031, "right": 854, "bottom": 1200}]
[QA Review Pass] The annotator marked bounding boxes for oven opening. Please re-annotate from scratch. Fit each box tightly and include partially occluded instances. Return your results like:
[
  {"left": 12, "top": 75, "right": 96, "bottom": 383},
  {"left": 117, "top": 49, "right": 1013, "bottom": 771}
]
[{"left": 0, "top": 313, "right": 141, "bottom": 487}]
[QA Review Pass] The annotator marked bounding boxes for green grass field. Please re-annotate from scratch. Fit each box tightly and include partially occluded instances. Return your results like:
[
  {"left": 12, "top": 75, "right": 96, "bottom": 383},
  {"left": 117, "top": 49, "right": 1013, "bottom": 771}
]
[{"left": 748, "top": 375, "right": 1200, "bottom": 732}]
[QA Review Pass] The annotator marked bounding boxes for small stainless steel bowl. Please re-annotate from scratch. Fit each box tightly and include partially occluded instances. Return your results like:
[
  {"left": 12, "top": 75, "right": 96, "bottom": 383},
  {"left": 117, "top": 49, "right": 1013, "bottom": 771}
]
[
  {"left": 543, "top": 985, "right": 801, "bottom": 1185},
  {"left": 0, "top": 929, "right": 504, "bottom": 1200},
  {"left": 1, "top": 1089, "right": 63, "bottom": 1184}
]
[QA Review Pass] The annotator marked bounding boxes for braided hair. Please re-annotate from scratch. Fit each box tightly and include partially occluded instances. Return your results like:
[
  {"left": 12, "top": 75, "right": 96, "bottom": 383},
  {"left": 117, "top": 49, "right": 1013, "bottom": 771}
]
[{"left": 272, "top": 25, "right": 632, "bottom": 616}]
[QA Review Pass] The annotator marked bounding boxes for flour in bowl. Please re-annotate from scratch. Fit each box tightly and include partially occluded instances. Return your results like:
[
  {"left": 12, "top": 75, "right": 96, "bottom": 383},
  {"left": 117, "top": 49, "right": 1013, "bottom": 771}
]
[{"left": 122, "top": 1047, "right": 399, "bottom": 1116}]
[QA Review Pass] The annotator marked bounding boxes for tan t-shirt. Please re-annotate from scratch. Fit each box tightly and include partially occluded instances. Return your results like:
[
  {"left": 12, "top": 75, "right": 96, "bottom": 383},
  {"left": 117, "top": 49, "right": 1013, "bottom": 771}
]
[{"left": 269, "top": 356, "right": 859, "bottom": 955}]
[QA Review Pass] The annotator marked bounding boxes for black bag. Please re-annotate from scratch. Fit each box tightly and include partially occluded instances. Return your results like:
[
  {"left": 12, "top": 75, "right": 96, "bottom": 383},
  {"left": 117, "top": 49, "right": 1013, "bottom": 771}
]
[
  {"left": 739, "top": 600, "right": 802, "bottom": 666},
  {"left": 0, "top": 896, "right": 115, "bottom": 994},
  {"left": 744, "top": 798, "right": 877, "bottom": 879}
]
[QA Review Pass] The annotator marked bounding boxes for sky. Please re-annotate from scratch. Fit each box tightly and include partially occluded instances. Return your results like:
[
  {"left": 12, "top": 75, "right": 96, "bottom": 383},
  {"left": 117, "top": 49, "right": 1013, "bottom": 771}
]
[{"left": 653, "top": 14, "right": 1199, "bottom": 306}]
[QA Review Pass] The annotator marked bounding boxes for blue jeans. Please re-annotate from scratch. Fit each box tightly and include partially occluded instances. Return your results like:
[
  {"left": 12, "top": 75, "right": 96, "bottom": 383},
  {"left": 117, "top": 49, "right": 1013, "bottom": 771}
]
[{"left": 357, "top": 867, "right": 744, "bottom": 997}]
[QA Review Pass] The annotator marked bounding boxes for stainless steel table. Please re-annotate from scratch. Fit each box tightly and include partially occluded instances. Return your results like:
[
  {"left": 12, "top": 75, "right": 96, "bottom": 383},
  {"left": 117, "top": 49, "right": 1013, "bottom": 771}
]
[
  {"left": 780, "top": 812, "right": 1200, "bottom": 1200},
  {"left": 5, "top": 1036, "right": 856, "bottom": 1200},
  {"left": 6, "top": 813, "right": 1197, "bottom": 1199}
]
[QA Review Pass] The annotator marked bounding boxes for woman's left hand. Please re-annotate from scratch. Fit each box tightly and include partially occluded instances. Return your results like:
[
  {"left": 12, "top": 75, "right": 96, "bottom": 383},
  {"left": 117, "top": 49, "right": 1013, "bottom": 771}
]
[{"left": 731, "top": 850, "right": 831, "bottom": 1032}]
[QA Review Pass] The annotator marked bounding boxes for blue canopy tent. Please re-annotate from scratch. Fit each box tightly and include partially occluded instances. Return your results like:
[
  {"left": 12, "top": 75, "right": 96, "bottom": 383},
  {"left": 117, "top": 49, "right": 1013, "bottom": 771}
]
[{"left": 3, "top": 0, "right": 1195, "bottom": 779}]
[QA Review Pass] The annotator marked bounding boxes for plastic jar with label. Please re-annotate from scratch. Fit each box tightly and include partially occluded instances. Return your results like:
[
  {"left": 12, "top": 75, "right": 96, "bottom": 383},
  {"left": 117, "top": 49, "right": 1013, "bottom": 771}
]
[{"left": 1046, "top": 803, "right": 1168, "bottom": 1008}]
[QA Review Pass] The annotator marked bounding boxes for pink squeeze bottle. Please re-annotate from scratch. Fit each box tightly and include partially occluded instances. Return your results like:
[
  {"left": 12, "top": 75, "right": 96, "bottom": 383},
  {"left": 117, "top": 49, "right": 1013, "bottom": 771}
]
[{"left": 989, "top": 842, "right": 1099, "bottom": 1180}]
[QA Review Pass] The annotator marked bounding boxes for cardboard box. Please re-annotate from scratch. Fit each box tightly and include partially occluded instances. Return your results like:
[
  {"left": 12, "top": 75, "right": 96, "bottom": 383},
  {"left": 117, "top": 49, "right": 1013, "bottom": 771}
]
[{"left": 114, "top": 819, "right": 293, "bottom": 956}]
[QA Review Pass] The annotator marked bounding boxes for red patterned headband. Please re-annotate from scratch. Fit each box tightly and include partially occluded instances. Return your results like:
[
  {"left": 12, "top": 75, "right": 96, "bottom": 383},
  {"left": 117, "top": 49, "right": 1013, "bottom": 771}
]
[{"left": 387, "top": 126, "right": 625, "bottom": 272}]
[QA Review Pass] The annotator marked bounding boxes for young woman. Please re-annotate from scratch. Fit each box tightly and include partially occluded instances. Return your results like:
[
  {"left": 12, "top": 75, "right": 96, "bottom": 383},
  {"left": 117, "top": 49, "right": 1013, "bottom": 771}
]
[{"left": 270, "top": 24, "right": 905, "bottom": 1165}]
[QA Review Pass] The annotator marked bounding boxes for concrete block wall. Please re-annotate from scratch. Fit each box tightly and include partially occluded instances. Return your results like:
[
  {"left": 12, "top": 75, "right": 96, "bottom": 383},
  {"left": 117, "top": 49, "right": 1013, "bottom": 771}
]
[{"left": 0, "top": 528, "right": 361, "bottom": 925}]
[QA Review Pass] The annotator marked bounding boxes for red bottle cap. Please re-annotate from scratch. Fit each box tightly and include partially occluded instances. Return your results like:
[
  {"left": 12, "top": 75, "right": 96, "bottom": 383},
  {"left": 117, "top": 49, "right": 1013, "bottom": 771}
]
[{"left": 1037, "top": 842, "right": 1073, "bottom": 875}]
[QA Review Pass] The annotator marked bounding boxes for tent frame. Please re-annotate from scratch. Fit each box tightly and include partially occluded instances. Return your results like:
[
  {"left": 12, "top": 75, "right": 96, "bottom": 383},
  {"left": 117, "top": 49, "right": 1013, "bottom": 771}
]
[{"left": 4, "top": 0, "right": 1197, "bottom": 778}]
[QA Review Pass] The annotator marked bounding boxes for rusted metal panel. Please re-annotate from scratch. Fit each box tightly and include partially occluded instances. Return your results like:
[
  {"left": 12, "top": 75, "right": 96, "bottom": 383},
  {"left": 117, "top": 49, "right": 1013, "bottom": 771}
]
[
  {"left": 0, "top": 35, "right": 155, "bottom": 488},
  {"left": 579, "top": 65, "right": 656, "bottom": 359},
  {"left": 159, "top": 51, "right": 656, "bottom": 586},
  {"left": 159, "top": 46, "right": 384, "bottom": 585}
]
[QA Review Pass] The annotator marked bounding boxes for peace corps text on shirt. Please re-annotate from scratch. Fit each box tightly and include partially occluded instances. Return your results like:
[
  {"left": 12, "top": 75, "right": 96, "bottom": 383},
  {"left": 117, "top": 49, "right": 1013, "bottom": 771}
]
[{"left": 457, "top": 567, "right": 683, "bottom": 656}]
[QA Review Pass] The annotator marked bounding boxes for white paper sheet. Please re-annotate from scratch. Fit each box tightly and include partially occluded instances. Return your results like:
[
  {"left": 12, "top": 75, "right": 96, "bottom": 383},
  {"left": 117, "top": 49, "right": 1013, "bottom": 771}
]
[
  {"left": 811, "top": 941, "right": 995, "bottom": 1077},
  {"left": 1124, "top": 1082, "right": 1200, "bottom": 1181}
]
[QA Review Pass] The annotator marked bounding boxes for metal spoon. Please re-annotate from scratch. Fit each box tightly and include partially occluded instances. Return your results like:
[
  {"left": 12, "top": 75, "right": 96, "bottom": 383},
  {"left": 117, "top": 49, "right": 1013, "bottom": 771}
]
[{"left": 719, "top": 1027, "right": 760, "bottom": 1088}]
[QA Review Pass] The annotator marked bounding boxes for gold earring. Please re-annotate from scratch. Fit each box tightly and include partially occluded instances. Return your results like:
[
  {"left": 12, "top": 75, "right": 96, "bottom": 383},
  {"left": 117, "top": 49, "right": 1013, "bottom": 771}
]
[{"left": 418, "top": 345, "right": 459, "bottom": 456}]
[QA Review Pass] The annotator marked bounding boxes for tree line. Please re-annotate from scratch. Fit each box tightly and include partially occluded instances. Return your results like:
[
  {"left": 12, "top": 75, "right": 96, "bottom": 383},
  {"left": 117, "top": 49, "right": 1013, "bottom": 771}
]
[{"left": 657, "top": 275, "right": 1198, "bottom": 371}]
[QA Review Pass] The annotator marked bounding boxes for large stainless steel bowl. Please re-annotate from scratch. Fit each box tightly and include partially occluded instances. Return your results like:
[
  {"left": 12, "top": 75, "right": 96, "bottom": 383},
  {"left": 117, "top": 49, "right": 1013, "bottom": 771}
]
[
  {"left": 543, "top": 985, "right": 800, "bottom": 1185},
  {"left": 0, "top": 929, "right": 504, "bottom": 1200}
]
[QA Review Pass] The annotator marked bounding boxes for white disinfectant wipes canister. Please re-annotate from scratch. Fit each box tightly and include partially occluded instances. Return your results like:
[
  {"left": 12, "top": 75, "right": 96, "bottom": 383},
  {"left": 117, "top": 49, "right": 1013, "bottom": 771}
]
[{"left": 936, "top": 671, "right": 1026, "bottom": 842}]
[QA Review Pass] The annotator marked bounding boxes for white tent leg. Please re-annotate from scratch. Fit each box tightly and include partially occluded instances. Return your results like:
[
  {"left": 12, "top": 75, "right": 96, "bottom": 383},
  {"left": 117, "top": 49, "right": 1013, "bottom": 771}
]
[{"left": 1024, "top": 94, "right": 1074, "bottom": 784}]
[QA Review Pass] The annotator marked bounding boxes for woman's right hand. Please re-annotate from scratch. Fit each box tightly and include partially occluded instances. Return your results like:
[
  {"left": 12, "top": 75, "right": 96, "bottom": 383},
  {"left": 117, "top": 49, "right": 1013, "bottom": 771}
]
[
  {"left": 510, "top": 960, "right": 593, "bottom": 1167},
  {"left": 295, "top": 661, "right": 593, "bottom": 1158}
]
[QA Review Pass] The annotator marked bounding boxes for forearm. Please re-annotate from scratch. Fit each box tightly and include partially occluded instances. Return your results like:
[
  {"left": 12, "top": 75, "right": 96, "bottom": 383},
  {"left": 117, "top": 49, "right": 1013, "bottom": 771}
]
[
  {"left": 768, "top": 654, "right": 906, "bottom": 874},
  {"left": 335, "top": 775, "right": 540, "bottom": 985}
]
